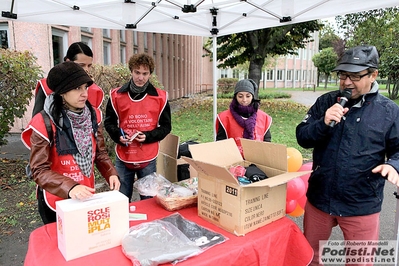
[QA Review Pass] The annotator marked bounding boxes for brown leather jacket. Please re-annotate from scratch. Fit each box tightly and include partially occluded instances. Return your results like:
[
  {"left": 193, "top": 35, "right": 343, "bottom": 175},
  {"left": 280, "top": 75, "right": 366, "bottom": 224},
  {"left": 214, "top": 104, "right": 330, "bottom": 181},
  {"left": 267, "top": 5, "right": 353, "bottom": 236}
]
[{"left": 30, "top": 125, "right": 118, "bottom": 199}]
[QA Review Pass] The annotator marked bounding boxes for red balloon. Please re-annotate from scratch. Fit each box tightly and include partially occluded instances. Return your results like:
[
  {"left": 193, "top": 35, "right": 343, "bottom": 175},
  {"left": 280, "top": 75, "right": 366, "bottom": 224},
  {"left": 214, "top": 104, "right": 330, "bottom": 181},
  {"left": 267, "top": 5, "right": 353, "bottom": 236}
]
[
  {"left": 298, "top": 161, "right": 313, "bottom": 171},
  {"left": 286, "top": 199, "right": 297, "bottom": 214},
  {"left": 299, "top": 173, "right": 310, "bottom": 191},
  {"left": 298, "top": 161, "right": 312, "bottom": 191},
  {"left": 297, "top": 194, "right": 307, "bottom": 209},
  {"left": 286, "top": 177, "right": 306, "bottom": 201}
]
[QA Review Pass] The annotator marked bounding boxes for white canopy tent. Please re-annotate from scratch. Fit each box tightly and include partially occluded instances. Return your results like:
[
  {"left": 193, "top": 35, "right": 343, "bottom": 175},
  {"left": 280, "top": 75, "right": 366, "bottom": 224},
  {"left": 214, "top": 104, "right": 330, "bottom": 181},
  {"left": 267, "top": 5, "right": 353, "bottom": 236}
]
[
  {"left": 1, "top": 0, "right": 398, "bottom": 139},
  {"left": 2, "top": 0, "right": 399, "bottom": 264},
  {"left": 1, "top": 0, "right": 397, "bottom": 37}
]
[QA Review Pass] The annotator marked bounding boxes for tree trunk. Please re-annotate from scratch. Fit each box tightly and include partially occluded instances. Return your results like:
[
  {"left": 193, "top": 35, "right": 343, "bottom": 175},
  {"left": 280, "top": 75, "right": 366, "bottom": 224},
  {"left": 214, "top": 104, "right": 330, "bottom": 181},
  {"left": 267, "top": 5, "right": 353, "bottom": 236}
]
[
  {"left": 248, "top": 58, "right": 264, "bottom": 99},
  {"left": 324, "top": 73, "right": 329, "bottom": 89}
]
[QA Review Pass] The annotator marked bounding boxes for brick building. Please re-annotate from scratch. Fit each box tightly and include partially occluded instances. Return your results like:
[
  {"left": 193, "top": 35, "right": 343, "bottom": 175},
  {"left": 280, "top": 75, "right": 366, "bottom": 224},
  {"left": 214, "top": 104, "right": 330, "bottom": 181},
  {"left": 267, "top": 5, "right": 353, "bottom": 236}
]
[{"left": 0, "top": 20, "right": 213, "bottom": 133}]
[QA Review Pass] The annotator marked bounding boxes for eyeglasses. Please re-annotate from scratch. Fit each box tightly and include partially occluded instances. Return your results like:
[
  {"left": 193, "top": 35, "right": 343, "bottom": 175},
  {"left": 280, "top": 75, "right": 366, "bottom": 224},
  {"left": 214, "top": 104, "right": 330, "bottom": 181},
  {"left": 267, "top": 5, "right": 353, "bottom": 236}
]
[{"left": 337, "top": 72, "right": 370, "bottom": 81}]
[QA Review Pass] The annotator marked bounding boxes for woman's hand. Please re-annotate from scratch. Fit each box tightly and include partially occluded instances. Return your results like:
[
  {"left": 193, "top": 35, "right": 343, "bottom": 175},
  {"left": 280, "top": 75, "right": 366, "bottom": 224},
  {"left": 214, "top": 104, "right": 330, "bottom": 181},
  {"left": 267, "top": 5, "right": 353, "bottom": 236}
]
[
  {"left": 108, "top": 175, "right": 121, "bottom": 190},
  {"left": 69, "top": 185, "right": 95, "bottom": 200}
]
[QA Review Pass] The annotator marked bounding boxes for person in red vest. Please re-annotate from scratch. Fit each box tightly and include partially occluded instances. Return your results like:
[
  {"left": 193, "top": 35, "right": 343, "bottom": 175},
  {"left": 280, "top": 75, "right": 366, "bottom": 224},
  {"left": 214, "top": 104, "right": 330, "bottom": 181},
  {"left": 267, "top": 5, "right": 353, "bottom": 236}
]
[
  {"left": 32, "top": 42, "right": 104, "bottom": 117},
  {"left": 21, "top": 62, "right": 120, "bottom": 224},
  {"left": 104, "top": 53, "right": 171, "bottom": 202},
  {"left": 215, "top": 79, "right": 272, "bottom": 157}
]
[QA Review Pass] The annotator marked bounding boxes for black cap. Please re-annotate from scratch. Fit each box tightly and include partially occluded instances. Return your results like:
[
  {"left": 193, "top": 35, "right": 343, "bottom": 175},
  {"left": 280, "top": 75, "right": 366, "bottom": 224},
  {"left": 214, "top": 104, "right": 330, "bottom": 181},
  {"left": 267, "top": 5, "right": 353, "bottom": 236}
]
[
  {"left": 333, "top": 45, "right": 379, "bottom": 73},
  {"left": 47, "top": 61, "right": 93, "bottom": 95}
]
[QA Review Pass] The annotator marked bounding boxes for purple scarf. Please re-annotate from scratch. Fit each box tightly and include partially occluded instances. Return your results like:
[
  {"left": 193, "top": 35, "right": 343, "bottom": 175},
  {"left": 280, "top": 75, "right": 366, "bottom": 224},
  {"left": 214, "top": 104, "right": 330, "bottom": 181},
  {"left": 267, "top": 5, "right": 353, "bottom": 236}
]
[{"left": 229, "top": 98, "right": 258, "bottom": 139}]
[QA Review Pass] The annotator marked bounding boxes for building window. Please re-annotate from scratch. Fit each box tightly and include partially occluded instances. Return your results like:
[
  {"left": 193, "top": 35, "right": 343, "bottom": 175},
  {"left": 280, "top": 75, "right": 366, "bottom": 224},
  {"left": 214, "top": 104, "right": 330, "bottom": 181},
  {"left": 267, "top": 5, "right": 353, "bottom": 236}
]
[
  {"left": 103, "top": 41, "right": 111, "bottom": 65},
  {"left": 133, "top": 31, "right": 138, "bottom": 46},
  {"left": 120, "top": 45, "right": 126, "bottom": 64},
  {"left": 296, "top": 70, "right": 301, "bottom": 81},
  {"left": 81, "top": 36, "right": 92, "bottom": 48},
  {"left": 277, "top": 70, "right": 284, "bottom": 81},
  {"left": 266, "top": 70, "right": 274, "bottom": 80},
  {"left": 103, "top": 29, "right": 110, "bottom": 38},
  {"left": 52, "top": 28, "right": 68, "bottom": 66},
  {"left": 220, "top": 69, "right": 228, "bottom": 78},
  {"left": 286, "top": 70, "right": 293, "bottom": 81},
  {"left": 302, "top": 70, "right": 307, "bottom": 81},
  {"left": 120, "top": 30, "right": 125, "bottom": 43},
  {"left": 0, "top": 23, "right": 9, "bottom": 49}
]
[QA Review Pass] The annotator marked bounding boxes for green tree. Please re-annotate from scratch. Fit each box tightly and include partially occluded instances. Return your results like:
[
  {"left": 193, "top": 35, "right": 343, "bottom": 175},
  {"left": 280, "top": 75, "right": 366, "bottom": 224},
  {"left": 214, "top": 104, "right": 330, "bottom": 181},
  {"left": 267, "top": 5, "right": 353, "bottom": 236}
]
[
  {"left": 336, "top": 8, "right": 399, "bottom": 99},
  {"left": 319, "top": 21, "right": 340, "bottom": 50},
  {"left": 312, "top": 48, "right": 338, "bottom": 89},
  {"left": 205, "top": 21, "right": 323, "bottom": 97},
  {"left": 0, "top": 49, "right": 42, "bottom": 145}
]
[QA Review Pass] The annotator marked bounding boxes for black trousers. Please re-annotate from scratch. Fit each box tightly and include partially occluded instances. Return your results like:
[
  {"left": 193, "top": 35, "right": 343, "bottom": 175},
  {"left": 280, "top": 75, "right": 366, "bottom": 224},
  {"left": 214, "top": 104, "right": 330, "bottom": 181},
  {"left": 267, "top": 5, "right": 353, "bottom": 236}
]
[{"left": 37, "top": 187, "right": 56, "bottom": 224}]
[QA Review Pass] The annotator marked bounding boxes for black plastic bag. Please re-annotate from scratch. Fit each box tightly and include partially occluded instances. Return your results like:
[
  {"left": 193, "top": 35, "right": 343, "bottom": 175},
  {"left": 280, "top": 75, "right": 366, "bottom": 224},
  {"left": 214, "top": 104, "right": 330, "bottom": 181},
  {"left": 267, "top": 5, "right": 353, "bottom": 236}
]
[{"left": 245, "top": 164, "right": 268, "bottom": 183}]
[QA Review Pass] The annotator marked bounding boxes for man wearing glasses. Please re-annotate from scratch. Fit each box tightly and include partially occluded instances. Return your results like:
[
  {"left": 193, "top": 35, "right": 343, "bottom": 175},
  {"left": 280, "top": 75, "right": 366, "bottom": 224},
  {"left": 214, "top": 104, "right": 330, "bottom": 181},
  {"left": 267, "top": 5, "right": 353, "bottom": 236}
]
[{"left": 296, "top": 45, "right": 399, "bottom": 265}]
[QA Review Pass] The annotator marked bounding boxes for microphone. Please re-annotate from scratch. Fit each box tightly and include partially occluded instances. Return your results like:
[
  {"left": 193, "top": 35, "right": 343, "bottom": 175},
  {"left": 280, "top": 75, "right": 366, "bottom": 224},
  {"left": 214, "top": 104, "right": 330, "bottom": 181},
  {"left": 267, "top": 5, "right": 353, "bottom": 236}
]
[{"left": 329, "top": 89, "right": 352, "bottom": 128}]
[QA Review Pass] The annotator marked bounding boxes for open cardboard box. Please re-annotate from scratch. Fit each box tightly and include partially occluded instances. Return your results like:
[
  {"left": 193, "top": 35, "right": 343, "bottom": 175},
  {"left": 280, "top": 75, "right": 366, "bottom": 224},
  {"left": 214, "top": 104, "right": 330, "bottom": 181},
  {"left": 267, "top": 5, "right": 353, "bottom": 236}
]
[
  {"left": 184, "top": 138, "right": 309, "bottom": 236},
  {"left": 157, "top": 133, "right": 197, "bottom": 182}
]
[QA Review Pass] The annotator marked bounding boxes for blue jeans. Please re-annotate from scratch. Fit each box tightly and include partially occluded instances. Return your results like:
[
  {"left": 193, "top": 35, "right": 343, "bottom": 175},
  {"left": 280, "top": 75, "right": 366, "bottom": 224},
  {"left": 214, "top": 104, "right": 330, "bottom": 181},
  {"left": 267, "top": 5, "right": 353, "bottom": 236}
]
[{"left": 115, "top": 157, "right": 157, "bottom": 202}]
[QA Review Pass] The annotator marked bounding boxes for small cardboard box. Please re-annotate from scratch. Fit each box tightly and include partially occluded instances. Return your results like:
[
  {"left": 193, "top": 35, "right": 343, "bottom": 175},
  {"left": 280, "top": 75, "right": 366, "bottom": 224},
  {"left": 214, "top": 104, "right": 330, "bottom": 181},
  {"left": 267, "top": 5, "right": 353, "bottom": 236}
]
[
  {"left": 157, "top": 133, "right": 197, "bottom": 182},
  {"left": 56, "top": 190, "right": 129, "bottom": 261},
  {"left": 184, "top": 138, "right": 306, "bottom": 236}
]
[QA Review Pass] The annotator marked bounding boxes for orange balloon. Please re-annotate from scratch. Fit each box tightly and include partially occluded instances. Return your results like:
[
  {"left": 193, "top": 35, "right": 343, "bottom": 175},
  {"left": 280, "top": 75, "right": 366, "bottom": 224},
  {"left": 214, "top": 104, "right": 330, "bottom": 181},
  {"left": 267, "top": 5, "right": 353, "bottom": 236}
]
[
  {"left": 287, "top": 147, "right": 303, "bottom": 172},
  {"left": 288, "top": 203, "right": 305, "bottom": 217}
]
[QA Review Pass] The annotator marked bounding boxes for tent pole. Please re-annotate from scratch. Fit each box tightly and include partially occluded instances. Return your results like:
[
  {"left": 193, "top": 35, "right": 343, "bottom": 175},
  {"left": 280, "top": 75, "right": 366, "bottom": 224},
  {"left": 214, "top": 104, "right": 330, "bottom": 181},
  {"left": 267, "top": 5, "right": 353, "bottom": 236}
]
[{"left": 212, "top": 36, "right": 217, "bottom": 141}]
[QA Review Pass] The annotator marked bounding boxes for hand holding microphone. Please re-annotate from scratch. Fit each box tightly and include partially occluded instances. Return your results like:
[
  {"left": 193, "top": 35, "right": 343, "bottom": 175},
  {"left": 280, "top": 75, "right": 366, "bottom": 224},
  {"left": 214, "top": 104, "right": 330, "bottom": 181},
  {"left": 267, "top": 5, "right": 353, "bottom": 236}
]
[{"left": 328, "top": 89, "right": 352, "bottom": 128}]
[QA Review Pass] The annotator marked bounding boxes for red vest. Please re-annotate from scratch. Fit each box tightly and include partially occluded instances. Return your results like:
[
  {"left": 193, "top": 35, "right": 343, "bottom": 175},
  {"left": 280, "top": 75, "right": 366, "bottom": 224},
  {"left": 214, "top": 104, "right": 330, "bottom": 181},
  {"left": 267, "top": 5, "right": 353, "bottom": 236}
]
[
  {"left": 21, "top": 109, "right": 101, "bottom": 211},
  {"left": 35, "top": 78, "right": 104, "bottom": 109},
  {"left": 216, "top": 110, "right": 272, "bottom": 156},
  {"left": 110, "top": 87, "right": 168, "bottom": 164}
]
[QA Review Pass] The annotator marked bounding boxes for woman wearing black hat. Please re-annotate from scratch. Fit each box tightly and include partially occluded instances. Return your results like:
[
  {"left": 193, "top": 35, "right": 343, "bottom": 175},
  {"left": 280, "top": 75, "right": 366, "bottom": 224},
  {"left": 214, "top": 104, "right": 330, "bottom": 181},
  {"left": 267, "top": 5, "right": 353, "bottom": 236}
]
[
  {"left": 22, "top": 61, "right": 120, "bottom": 224},
  {"left": 215, "top": 79, "right": 272, "bottom": 157},
  {"left": 32, "top": 42, "right": 104, "bottom": 117}
]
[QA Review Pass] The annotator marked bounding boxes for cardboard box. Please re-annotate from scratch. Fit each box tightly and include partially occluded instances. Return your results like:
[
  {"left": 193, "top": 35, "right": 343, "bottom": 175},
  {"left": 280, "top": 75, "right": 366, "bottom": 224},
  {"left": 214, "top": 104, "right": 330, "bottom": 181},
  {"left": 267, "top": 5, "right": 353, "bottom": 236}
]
[
  {"left": 157, "top": 133, "right": 197, "bottom": 182},
  {"left": 184, "top": 138, "right": 306, "bottom": 236},
  {"left": 56, "top": 190, "right": 129, "bottom": 261}
]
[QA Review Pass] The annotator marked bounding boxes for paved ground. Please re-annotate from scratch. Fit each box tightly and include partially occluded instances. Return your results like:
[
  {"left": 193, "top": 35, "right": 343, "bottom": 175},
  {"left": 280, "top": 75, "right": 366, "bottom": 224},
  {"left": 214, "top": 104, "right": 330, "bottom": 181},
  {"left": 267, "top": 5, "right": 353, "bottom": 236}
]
[{"left": 1, "top": 90, "right": 399, "bottom": 264}]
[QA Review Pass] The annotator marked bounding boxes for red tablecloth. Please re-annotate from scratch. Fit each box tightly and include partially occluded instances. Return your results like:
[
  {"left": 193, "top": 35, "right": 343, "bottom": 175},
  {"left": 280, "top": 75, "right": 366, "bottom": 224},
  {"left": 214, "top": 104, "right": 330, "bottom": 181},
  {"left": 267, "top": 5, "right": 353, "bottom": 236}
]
[{"left": 24, "top": 198, "right": 313, "bottom": 266}]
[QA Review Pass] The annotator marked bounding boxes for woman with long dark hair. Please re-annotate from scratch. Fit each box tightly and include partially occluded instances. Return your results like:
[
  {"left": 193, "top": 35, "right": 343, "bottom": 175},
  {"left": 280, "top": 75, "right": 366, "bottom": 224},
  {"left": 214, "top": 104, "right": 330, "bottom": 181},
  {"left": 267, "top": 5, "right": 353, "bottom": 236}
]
[{"left": 22, "top": 62, "right": 120, "bottom": 224}]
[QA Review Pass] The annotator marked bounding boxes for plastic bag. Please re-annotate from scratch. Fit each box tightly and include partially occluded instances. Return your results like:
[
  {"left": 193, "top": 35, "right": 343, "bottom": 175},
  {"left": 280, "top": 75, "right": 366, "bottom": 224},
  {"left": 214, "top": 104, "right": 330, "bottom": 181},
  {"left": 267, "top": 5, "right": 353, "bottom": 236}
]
[
  {"left": 122, "top": 220, "right": 202, "bottom": 266},
  {"left": 133, "top": 173, "right": 171, "bottom": 197},
  {"left": 161, "top": 213, "right": 227, "bottom": 251}
]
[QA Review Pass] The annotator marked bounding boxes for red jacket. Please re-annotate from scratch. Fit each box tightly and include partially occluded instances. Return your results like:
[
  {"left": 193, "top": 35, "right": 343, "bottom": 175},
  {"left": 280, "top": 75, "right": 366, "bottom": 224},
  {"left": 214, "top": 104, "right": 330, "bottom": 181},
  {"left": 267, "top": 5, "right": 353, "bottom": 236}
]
[
  {"left": 216, "top": 110, "right": 272, "bottom": 156},
  {"left": 109, "top": 87, "right": 168, "bottom": 164}
]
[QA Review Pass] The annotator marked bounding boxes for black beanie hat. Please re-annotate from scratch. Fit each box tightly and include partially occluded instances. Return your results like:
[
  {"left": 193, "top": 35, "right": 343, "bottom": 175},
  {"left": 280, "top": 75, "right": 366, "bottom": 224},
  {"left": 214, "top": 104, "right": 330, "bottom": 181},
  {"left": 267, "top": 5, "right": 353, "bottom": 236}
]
[{"left": 47, "top": 61, "right": 93, "bottom": 95}]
